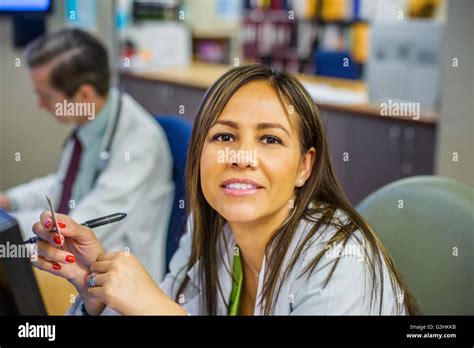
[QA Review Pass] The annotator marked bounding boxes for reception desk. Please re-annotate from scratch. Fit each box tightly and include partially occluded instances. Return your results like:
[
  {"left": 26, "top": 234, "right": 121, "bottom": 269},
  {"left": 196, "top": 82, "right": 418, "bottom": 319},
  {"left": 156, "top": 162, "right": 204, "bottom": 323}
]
[{"left": 34, "top": 268, "right": 77, "bottom": 315}]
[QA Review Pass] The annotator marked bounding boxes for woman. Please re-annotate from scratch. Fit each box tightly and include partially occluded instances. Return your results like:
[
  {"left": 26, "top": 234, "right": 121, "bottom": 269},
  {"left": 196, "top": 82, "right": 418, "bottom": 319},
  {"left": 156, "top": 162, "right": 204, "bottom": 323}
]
[{"left": 32, "top": 64, "right": 419, "bottom": 315}]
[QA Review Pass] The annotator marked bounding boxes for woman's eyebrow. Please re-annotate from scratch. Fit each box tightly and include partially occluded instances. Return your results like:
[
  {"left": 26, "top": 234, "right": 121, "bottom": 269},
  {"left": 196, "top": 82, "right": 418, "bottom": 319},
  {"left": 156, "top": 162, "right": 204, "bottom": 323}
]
[
  {"left": 212, "top": 120, "right": 238, "bottom": 129},
  {"left": 212, "top": 120, "right": 290, "bottom": 136},
  {"left": 256, "top": 123, "right": 290, "bottom": 137}
]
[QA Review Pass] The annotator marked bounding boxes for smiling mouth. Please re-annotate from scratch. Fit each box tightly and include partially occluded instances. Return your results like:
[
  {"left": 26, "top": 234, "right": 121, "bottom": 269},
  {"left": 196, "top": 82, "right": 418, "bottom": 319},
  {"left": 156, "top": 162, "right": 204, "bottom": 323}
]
[{"left": 220, "top": 182, "right": 263, "bottom": 196}]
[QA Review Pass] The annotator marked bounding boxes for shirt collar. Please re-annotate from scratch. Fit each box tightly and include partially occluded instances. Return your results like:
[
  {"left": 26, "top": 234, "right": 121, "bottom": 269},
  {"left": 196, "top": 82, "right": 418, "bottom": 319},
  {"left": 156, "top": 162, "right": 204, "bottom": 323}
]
[
  {"left": 76, "top": 90, "right": 116, "bottom": 147},
  {"left": 185, "top": 223, "right": 268, "bottom": 315}
]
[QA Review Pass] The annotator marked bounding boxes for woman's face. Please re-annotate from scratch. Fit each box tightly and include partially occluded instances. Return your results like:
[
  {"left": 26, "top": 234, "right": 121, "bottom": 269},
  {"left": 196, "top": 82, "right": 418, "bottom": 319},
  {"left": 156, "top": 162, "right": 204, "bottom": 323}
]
[{"left": 200, "top": 80, "right": 315, "bottom": 225}]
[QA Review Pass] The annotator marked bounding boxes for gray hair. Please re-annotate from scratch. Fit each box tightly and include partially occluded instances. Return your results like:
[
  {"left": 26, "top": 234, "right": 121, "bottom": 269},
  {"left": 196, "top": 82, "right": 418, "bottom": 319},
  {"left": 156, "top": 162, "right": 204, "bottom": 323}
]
[{"left": 25, "top": 28, "right": 110, "bottom": 97}]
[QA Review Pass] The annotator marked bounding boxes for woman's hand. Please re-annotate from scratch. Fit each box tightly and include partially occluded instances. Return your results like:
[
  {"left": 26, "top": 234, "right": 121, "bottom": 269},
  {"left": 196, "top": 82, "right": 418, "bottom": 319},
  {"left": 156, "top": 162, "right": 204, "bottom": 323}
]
[
  {"left": 86, "top": 252, "right": 188, "bottom": 315},
  {"left": 31, "top": 211, "right": 106, "bottom": 315}
]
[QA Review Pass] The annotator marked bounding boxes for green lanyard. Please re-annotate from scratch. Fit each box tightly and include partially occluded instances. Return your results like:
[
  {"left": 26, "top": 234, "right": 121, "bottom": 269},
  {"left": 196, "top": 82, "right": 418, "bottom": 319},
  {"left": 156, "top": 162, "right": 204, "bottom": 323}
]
[{"left": 228, "top": 249, "right": 243, "bottom": 315}]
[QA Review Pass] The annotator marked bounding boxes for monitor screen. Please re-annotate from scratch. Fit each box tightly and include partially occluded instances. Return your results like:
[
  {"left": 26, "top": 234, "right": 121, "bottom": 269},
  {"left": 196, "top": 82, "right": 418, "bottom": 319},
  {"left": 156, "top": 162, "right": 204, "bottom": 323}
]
[
  {"left": 0, "top": 210, "right": 46, "bottom": 315},
  {"left": 0, "top": 0, "right": 51, "bottom": 12}
]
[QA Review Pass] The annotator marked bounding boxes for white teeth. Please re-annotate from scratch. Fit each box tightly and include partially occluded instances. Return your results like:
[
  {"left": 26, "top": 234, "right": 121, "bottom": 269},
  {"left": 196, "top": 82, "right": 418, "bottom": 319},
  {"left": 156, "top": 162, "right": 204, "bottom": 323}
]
[{"left": 226, "top": 183, "right": 257, "bottom": 190}]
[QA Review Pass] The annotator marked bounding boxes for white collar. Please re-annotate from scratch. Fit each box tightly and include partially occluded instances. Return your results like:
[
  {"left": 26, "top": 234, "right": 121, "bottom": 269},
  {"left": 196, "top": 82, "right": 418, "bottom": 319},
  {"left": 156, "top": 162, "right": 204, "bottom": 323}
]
[{"left": 184, "top": 222, "right": 268, "bottom": 315}]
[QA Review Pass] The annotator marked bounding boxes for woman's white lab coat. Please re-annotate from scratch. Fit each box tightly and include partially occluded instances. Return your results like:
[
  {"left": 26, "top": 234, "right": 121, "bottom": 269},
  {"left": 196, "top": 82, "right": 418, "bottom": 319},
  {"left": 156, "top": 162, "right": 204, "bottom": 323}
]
[{"left": 69, "top": 210, "right": 407, "bottom": 315}]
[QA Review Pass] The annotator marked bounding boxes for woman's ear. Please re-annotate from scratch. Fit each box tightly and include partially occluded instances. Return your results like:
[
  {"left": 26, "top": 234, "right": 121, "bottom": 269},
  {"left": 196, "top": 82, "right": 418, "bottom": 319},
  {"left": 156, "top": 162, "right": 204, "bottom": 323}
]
[{"left": 296, "top": 147, "right": 316, "bottom": 187}]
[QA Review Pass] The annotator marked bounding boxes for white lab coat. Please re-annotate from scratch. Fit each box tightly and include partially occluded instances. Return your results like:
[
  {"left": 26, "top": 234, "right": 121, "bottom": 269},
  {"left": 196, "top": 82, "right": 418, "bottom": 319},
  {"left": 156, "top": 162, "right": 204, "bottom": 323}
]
[
  {"left": 68, "top": 209, "right": 407, "bottom": 315},
  {"left": 6, "top": 90, "right": 174, "bottom": 281}
]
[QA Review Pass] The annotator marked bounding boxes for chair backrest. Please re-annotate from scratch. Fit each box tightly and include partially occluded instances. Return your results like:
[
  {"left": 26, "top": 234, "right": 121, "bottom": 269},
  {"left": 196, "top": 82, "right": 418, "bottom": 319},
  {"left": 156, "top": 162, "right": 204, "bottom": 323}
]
[
  {"left": 356, "top": 176, "right": 474, "bottom": 314},
  {"left": 154, "top": 115, "right": 192, "bottom": 270}
]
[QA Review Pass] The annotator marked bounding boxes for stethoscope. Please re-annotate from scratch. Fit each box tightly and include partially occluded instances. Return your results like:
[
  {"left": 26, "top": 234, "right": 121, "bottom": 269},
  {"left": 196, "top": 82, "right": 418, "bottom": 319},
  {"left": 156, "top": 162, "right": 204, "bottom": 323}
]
[
  {"left": 62, "top": 89, "right": 123, "bottom": 182},
  {"left": 95, "top": 89, "right": 122, "bottom": 175}
]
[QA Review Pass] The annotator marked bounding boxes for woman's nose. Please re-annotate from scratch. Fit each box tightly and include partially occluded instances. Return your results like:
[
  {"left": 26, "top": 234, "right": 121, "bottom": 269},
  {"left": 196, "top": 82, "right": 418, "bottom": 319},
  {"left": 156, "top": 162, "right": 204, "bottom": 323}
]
[{"left": 227, "top": 144, "right": 258, "bottom": 169}]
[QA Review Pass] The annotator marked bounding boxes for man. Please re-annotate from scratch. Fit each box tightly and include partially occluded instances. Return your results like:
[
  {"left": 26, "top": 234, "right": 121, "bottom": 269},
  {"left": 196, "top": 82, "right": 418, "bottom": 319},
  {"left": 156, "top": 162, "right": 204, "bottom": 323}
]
[{"left": 0, "top": 28, "right": 174, "bottom": 281}]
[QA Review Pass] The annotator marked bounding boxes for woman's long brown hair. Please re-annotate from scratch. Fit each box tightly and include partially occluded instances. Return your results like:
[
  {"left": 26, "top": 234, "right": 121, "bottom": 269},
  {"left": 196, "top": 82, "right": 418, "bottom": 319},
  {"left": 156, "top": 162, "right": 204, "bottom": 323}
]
[{"left": 176, "top": 64, "right": 420, "bottom": 315}]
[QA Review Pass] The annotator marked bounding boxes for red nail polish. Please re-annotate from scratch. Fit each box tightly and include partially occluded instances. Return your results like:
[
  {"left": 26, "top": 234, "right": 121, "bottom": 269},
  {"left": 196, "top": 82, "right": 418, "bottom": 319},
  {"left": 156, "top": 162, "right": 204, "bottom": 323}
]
[
  {"left": 58, "top": 222, "right": 66, "bottom": 229},
  {"left": 45, "top": 220, "right": 51, "bottom": 229},
  {"left": 65, "top": 255, "right": 75, "bottom": 263},
  {"left": 53, "top": 234, "right": 61, "bottom": 245},
  {"left": 53, "top": 264, "right": 61, "bottom": 270}
]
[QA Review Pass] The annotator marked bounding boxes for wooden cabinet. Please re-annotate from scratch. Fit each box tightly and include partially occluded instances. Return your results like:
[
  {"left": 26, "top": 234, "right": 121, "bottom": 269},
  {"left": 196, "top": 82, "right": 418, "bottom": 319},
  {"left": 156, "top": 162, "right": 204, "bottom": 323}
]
[{"left": 321, "top": 109, "right": 436, "bottom": 204}]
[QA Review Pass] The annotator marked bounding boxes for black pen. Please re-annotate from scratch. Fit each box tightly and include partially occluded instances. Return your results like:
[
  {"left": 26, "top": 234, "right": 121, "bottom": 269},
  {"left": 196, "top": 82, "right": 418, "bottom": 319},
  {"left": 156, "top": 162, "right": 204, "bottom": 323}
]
[
  {"left": 23, "top": 213, "right": 127, "bottom": 244},
  {"left": 81, "top": 212, "right": 127, "bottom": 228}
]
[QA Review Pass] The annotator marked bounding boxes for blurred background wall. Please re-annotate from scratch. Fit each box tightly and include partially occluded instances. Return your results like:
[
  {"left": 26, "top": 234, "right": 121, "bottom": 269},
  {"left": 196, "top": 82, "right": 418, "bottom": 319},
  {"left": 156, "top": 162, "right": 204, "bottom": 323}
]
[{"left": 1, "top": 0, "right": 472, "bottom": 202}]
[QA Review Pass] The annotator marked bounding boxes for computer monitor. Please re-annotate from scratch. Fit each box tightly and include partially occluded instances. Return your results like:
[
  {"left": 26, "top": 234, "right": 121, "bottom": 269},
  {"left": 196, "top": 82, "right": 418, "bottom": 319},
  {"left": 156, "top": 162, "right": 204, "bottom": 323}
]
[
  {"left": 0, "top": 210, "right": 47, "bottom": 315},
  {"left": 0, "top": 0, "right": 52, "bottom": 13}
]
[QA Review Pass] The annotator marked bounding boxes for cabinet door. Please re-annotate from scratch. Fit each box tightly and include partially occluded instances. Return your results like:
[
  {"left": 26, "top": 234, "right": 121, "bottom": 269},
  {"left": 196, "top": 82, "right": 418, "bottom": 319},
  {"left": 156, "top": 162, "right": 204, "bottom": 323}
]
[
  {"left": 340, "top": 113, "right": 404, "bottom": 204},
  {"left": 323, "top": 109, "right": 435, "bottom": 205},
  {"left": 399, "top": 124, "right": 436, "bottom": 177}
]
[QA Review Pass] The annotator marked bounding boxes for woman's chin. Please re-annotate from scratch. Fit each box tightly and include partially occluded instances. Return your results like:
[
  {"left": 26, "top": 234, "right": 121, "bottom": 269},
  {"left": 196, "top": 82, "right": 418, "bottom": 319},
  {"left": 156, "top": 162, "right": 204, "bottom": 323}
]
[{"left": 217, "top": 204, "right": 262, "bottom": 224}]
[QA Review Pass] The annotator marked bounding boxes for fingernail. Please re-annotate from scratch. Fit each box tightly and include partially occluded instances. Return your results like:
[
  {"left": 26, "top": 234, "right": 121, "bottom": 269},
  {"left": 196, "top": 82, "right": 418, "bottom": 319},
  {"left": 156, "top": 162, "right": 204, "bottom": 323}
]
[
  {"left": 53, "top": 263, "right": 61, "bottom": 270},
  {"left": 44, "top": 220, "right": 52, "bottom": 229},
  {"left": 65, "top": 255, "right": 75, "bottom": 263},
  {"left": 53, "top": 234, "right": 62, "bottom": 245},
  {"left": 58, "top": 222, "right": 66, "bottom": 229}
]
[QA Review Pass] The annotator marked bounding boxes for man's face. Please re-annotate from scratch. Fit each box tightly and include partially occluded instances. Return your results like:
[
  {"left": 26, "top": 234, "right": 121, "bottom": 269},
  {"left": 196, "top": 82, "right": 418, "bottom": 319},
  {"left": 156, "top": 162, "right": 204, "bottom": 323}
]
[{"left": 29, "top": 64, "right": 71, "bottom": 123}]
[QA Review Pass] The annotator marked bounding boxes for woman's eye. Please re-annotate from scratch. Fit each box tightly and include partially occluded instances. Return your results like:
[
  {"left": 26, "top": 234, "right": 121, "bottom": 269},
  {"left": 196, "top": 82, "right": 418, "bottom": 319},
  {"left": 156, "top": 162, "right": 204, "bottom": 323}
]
[
  {"left": 212, "top": 133, "right": 235, "bottom": 142},
  {"left": 261, "top": 135, "right": 282, "bottom": 145}
]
